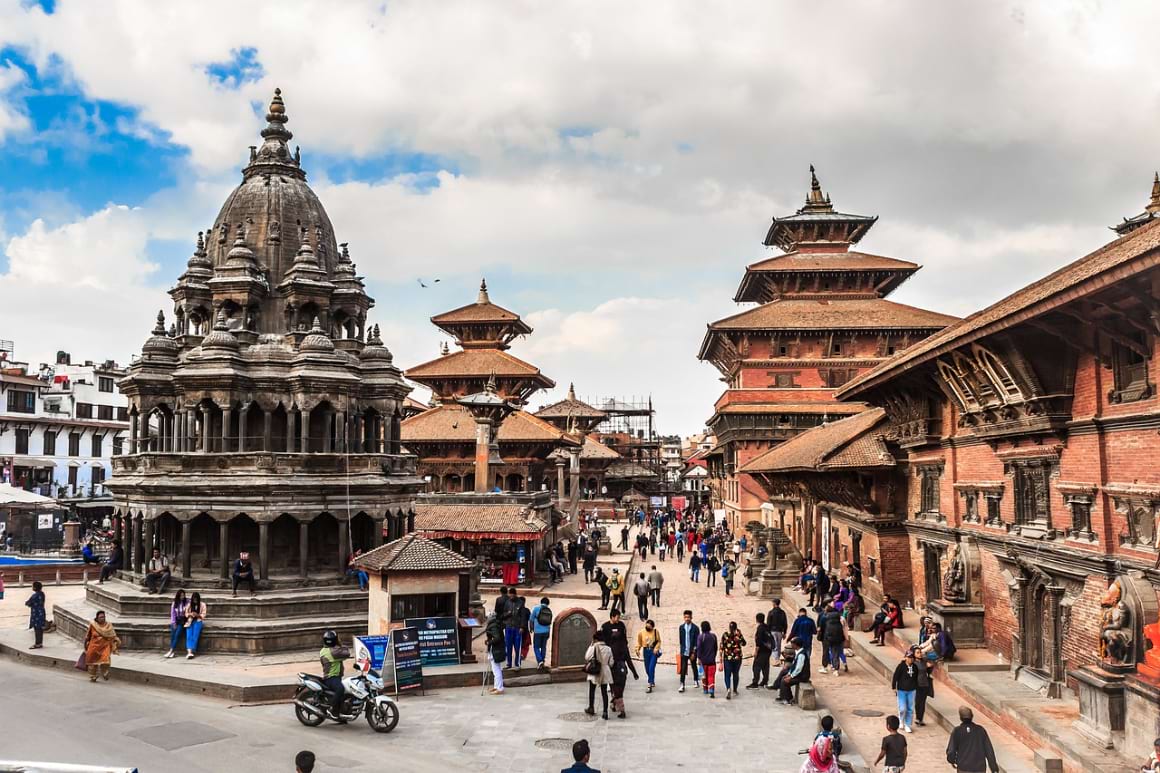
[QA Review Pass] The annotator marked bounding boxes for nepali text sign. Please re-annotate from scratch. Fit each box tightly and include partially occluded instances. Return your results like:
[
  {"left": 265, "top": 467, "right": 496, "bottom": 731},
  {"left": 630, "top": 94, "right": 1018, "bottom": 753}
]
[
  {"left": 354, "top": 634, "right": 391, "bottom": 672},
  {"left": 404, "top": 616, "right": 460, "bottom": 667},
  {"left": 391, "top": 626, "right": 424, "bottom": 694}
]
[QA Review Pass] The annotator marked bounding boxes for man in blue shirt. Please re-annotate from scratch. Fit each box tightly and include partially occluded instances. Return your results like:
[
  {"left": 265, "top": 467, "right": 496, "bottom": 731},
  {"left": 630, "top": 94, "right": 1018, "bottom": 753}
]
[
  {"left": 790, "top": 607, "right": 818, "bottom": 658},
  {"left": 561, "top": 739, "right": 600, "bottom": 772},
  {"left": 530, "top": 596, "right": 553, "bottom": 671},
  {"left": 677, "top": 609, "right": 700, "bottom": 693}
]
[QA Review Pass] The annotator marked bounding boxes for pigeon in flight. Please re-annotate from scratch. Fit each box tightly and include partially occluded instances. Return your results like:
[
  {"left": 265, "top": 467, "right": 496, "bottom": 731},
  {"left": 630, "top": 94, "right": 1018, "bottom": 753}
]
[{"left": 416, "top": 278, "right": 442, "bottom": 288}]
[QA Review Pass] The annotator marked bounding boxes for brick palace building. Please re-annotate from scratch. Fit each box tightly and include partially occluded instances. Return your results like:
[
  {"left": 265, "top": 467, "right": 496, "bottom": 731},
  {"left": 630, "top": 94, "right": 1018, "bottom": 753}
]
[
  {"left": 740, "top": 175, "right": 1160, "bottom": 760},
  {"left": 697, "top": 167, "right": 956, "bottom": 531}
]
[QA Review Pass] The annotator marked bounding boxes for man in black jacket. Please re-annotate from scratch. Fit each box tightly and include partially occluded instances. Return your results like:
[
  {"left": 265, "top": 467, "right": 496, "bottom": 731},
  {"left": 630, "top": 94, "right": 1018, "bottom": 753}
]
[
  {"left": 767, "top": 598, "right": 789, "bottom": 663},
  {"left": 946, "top": 706, "right": 998, "bottom": 773},
  {"left": 599, "top": 610, "right": 639, "bottom": 679},
  {"left": 747, "top": 612, "right": 773, "bottom": 688}
]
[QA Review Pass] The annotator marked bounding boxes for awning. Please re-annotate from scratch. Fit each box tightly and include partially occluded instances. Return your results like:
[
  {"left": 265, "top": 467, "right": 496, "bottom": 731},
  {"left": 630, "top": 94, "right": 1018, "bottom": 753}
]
[
  {"left": 0, "top": 484, "right": 57, "bottom": 507},
  {"left": 75, "top": 498, "right": 116, "bottom": 510},
  {"left": 12, "top": 456, "right": 55, "bottom": 469},
  {"left": 417, "top": 529, "right": 544, "bottom": 542},
  {"left": 67, "top": 461, "right": 82, "bottom": 467}
]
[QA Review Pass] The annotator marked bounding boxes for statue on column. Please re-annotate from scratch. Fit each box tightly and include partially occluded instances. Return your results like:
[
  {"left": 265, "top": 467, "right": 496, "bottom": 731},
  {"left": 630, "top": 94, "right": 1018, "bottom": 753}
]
[
  {"left": 1099, "top": 579, "right": 1134, "bottom": 667},
  {"left": 942, "top": 545, "right": 967, "bottom": 603}
]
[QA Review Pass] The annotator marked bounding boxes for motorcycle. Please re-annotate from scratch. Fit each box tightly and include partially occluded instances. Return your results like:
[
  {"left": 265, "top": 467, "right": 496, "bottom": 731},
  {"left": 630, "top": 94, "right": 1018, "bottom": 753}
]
[{"left": 293, "top": 667, "right": 400, "bottom": 733}]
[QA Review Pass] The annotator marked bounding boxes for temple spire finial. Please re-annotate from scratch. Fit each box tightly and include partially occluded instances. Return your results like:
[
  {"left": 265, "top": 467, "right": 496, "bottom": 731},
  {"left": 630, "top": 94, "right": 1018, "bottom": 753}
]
[
  {"left": 1148, "top": 171, "right": 1160, "bottom": 214},
  {"left": 478, "top": 278, "right": 490, "bottom": 304},
  {"left": 567, "top": 382, "right": 576, "bottom": 401},
  {"left": 805, "top": 164, "right": 830, "bottom": 209},
  {"left": 152, "top": 310, "right": 166, "bottom": 335},
  {"left": 485, "top": 372, "right": 497, "bottom": 394}
]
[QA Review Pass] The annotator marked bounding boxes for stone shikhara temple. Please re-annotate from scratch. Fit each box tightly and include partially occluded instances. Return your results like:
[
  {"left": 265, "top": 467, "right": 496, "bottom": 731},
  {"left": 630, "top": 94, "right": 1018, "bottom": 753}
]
[
  {"left": 55, "top": 90, "right": 425, "bottom": 653},
  {"left": 718, "top": 172, "right": 1160, "bottom": 763}
]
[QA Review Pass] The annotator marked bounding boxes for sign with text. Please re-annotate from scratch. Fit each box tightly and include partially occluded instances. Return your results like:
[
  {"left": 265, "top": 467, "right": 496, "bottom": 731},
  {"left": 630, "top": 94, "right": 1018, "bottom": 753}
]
[
  {"left": 405, "top": 616, "right": 460, "bottom": 667},
  {"left": 649, "top": 496, "right": 665, "bottom": 508},
  {"left": 391, "top": 626, "right": 424, "bottom": 694},
  {"left": 355, "top": 634, "right": 391, "bottom": 672},
  {"left": 671, "top": 496, "right": 687, "bottom": 512}
]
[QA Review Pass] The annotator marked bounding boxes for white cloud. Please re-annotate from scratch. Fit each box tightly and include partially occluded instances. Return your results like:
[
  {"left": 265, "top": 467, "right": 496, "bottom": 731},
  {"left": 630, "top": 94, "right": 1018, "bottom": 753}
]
[
  {"left": 0, "top": 205, "right": 162, "bottom": 368},
  {"left": 0, "top": 60, "right": 29, "bottom": 140}
]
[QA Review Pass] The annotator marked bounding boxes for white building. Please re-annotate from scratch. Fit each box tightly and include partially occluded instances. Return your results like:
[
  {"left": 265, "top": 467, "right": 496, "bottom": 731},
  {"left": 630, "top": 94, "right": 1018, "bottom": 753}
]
[
  {"left": 0, "top": 350, "right": 129, "bottom": 502},
  {"left": 659, "top": 435, "right": 684, "bottom": 483}
]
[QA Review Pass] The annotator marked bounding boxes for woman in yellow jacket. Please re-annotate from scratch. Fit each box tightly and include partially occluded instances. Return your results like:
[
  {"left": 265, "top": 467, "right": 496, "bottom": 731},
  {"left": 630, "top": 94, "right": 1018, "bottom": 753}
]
[{"left": 635, "top": 618, "right": 662, "bottom": 692}]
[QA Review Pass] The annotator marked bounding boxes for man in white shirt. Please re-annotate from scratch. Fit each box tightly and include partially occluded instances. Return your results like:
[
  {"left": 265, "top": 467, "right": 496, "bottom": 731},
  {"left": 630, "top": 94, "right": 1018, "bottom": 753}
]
[{"left": 144, "top": 548, "right": 171, "bottom": 594}]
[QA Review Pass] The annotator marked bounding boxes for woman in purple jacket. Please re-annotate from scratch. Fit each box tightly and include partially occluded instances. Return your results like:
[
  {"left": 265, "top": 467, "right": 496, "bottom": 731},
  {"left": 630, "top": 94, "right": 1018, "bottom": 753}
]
[
  {"left": 164, "top": 589, "right": 187, "bottom": 658},
  {"left": 696, "top": 620, "right": 719, "bottom": 698}
]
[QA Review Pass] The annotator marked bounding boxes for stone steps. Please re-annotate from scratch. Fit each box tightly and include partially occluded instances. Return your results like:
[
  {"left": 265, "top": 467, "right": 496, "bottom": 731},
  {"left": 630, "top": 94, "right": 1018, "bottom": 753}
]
[{"left": 84, "top": 580, "right": 368, "bottom": 620}]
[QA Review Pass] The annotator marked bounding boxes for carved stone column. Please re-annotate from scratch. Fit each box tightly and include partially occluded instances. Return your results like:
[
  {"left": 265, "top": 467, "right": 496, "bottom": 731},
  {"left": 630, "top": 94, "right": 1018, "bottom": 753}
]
[
  {"left": 262, "top": 408, "right": 272, "bottom": 452},
  {"left": 221, "top": 406, "right": 233, "bottom": 452},
  {"left": 132, "top": 515, "right": 144, "bottom": 574},
  {"left": 199, "top": 406, "right": 210, "bottom": 453},
  {"left": 181, "top": 519, "right": 192, "bottom": 578},
  {"left": 236, "top": 405, "right": 247, "bottom": 452},
  {"left": 258, "top": 521, "right": 270, "bottom": 581},
  {"left": 373, "top": 517, "right": 386, "bottom": 547},
  {"left": 142, "top": 517, "right": 154, "bottom": 557},
  {"left": 129, "top": 412, "right": 139, "bottom": 454},
  {"left": 219, "top": 520, "right": 230, "bottom": 580},
  {"left": 299, "top": 520, "right": 310, "bottom": 578},
  {"left": 300, "top": 410, "right": 310, "bottom": 453},
  {"left": 1011, "top": 576, "right": 1027, "bottom": 671},
  {"left": 337, "top": 520, "right": 349, "bottom": 578}
]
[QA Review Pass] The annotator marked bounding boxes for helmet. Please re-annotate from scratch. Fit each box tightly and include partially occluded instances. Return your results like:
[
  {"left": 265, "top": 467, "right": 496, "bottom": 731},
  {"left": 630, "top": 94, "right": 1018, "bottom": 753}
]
[{"left": 322, "top": 629, "right": 338, "bottom": 647}]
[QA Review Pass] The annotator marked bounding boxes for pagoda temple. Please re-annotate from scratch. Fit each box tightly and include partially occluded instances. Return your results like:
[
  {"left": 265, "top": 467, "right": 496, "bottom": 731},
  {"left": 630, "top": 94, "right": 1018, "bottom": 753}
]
[
  {"left": 535, "top": 383, "right": 621, "bottom": 501},
  {"left": 54, "top": 90, "right": 424, "bottom": 654},
  {"left": 401, "top": 281, "right": 580, "bottom": 493},
  {"left": 698, "top": 167, "right": 957, "bottom": 531}
]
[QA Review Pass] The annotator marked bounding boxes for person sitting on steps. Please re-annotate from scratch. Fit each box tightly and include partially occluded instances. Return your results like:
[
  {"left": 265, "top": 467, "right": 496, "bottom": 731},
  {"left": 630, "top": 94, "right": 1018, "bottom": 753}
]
[{"left": 231, "top": 551, "right": 256, "bottom": 597}]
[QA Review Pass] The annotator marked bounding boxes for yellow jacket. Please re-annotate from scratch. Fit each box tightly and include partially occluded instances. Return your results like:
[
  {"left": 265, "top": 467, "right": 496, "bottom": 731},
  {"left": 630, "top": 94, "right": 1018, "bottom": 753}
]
[{"left": 635, "top": 627, "right": 662, "bottom": 655}]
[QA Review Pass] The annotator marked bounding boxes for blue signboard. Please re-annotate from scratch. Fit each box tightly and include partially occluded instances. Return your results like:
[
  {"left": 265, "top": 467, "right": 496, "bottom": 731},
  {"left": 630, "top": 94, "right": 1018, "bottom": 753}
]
[
  {"left": 404, "top": 616, "right": 461, "bottom": 667},
  {"left": 355, "top": 634, "right": 391, "bottom": 672}
]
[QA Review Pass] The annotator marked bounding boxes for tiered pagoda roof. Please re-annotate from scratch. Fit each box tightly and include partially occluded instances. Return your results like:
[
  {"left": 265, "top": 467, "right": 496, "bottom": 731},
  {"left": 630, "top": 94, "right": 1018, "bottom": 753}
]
[
  {"left": 430, "top": 279, "right": 533, "bottom": 349},
  {"left": 1112, "top": 172, "right": 1160, "bottom": 236}
]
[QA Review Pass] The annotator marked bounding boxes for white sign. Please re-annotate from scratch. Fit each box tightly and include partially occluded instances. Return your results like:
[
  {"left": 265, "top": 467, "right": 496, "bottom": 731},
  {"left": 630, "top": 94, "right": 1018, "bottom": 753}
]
[{"left": 37, "top": 513, "right": 54, "bottom": 530}]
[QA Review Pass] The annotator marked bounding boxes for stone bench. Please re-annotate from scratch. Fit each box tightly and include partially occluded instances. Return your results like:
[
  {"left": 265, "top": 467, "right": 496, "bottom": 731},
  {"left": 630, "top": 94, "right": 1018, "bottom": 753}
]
[{"left": 796, "top": 681, "right": 817, "bottom": 710}]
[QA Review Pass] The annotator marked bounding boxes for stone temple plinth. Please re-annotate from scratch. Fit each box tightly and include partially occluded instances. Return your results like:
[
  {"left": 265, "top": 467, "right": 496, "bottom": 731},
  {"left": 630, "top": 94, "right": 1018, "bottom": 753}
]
[{"left": 54, "top": 89, "right": 425, "bottom": 654}]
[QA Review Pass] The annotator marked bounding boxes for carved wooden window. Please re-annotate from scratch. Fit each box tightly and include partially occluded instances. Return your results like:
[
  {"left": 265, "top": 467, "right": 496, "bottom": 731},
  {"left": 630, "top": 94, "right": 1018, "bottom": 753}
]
[
  {"left": 1013, "top": 463, "right": 1051, "bottom": 526},
  {"left": 937, "top": 360, "right": 977, "bottom": 411},
  {"left": 963, "top": 490, "right": 979, "bottom": 522},
  {"left": 919, "top": 466, "right": 941, "bottom": 516},
  {"left": 774, "top": 373, "right": 798, "bottom": 388},
  {"left": 1068, "top": 498, "right": 1092, "bottom": 537},
  {"left": 1111, "top": 331, "right": 1152, "bottom": 403},
  {"left": 985, "top": 495, "right": 1002, "bottom": 524},
  {"left": 1120, "top": 499, "right": 1158, "bottom": 549},
  {"left": 868, "top": 557, "right": 877, "bottom": 578}
]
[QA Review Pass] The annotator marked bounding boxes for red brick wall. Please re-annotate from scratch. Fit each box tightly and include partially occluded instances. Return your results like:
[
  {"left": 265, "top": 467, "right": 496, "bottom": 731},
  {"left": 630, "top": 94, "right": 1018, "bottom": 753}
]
[{"left": 978, "top": 549, "right": 1016, "bottom": 661}]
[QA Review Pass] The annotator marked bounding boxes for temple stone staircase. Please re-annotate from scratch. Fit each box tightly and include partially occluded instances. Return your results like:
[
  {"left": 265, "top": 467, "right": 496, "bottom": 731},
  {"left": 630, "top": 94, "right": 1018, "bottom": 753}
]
[{"left": 54, "top": 576, "right": 368, "bottom": 654}]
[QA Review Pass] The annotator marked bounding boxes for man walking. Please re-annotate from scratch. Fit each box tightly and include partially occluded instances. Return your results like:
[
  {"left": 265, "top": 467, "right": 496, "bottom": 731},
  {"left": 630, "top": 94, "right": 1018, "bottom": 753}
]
[
  {"left": 530, "top": 596, "right": 552, "bottom": 671},
  {"left": 633, "top": 572, "right": 651, "bottom": 622},
  {"left": 595, "top": 567, "right": 610, "bottom": 610},
  {"left": 747, "top": 612, "right": 773, "bottom": 689},
  {"left": 768, "top": 598, "right": 788, "bottom": 662},
  {"left": 689, "top": 551, "right": 702, "bottom": 583},
  {"left": 647, "top": 564, "right": 664, "bottom": 607},
  {"left": 619, "top": 525, "right": 630, "bottom": 551},
  {"left": 790, "top": 606, "right": 818, "bottom": 661},
  {"left": 677, "top": 609, "right": 700, "bottom": 693},
  {"left": 582, "top": 544, "right": 596, "bottom": 583},
  {"left": 946, "top": 706, "right": 999, "bottom": 773},
  {"left": 608, "top": 569, "right": 625, "bottom": 616},
  {"left": 567, "top": 540, "right": 579, "bottom": 575},
  {"left": 503, "top": 587, "right": 522, "bottom": 669}
]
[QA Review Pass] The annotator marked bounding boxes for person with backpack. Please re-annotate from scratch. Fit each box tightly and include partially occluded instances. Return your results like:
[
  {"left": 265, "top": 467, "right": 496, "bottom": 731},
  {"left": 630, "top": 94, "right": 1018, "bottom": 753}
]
[
  {"left": 722, "top": 557, "right": 736, "bottom": 596},
  {"left": 747, "top": 612, "right": 774, "bottom": 689},
  {"left": 608, "top": 569, "right": 625, "bottom": 616},
  {"left": 531, "top": 597, "right": 553, "bottom": 671},
  {"left": 818, "top": 603, "right": 847, "bottom": 675},
  {"left": 814, "top": 714, "right": 844, "bottom": 760},
  {"left": 583, "top": 630, "right": 613, "bottom": 719},
  {"left": 582, "top": 545, "right": 597, "bottom": 583},
  {"left": 914, "top": 647, "right": 934, "bottom": 727},
  {"left": 891, "top": 649, "right": 920, "bottom": 733},
  {"left": 689, "top": 551, "right": 702, "bottom": 583},
  {"left": 484, "top": 612, "right": 506, "bottom": 695},
  {"left": 595, "top": 567, "right": 610, "bottom": 610},
  {"left": 633, "top": 573, "right": 651, "bottom": 621}
]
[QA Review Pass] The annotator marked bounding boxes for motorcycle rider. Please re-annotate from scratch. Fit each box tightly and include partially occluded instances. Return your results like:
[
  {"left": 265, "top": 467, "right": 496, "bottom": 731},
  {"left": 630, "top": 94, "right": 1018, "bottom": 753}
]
[{"left": 319, "top": 630, "right": 350, "bottom": 719}]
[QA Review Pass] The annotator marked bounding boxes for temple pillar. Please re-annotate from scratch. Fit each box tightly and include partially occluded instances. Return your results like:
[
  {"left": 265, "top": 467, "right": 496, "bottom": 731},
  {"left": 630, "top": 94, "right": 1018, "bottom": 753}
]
[
  {"left": 130, "top": 515, "right": 142, "bottom": 573},
  {"left": 129, "top": 411, "right": 139, "bottom": 454},
  {"left": 474, "top": 418, "right": 493, "bottom": 494},
  {"left": 222, "top": 407, "right": 233, "bottom": 452},
  {"left": 200, "top": 406, "right": 210, "bottom": 453},
  {"left": 300, "top": 409, "right": 310, "bottom": 453},
  {"left": 389, "top": 412, "right": 401, "bottom": 453},
  {"left": 556, "top": 460, "right": 567, "bottom": 509},
  {"left": 286, "top": 410, "right": 295, "bottom": 452},
  {"left": 121, "top": 515, "right": 132, "bottom": 562},
  {"left": 338, "top": 520, "right": 349, "bottom": 578},
  {"left": 258, "top": 521, "right": 269, "bottom": 581},
  {"left": 353, "top": 415, "right": 364, "bottom": 453},
  {"left": 263, "top": 409, "right": 272, "bottom": 452},
  {"left": 143, "top": 517, "right": 154, "bottom": 556},
  {"left": 299, "top": 520, "right": 309, "bottom": 578},
  {"left": 373, "top": 517, "right": 385, "bottom": 547},
  {"left": 219, "top": 520, "right": 229, "bottom": 579},
  {"left": 335, "top": 410, "right": 346, "bottom": 453},
  {"left": 181, "top": 519, "right": 192, "bottom": 578},
  {"left": 237, "top": 405, "right": 247, "bottom": 451}
]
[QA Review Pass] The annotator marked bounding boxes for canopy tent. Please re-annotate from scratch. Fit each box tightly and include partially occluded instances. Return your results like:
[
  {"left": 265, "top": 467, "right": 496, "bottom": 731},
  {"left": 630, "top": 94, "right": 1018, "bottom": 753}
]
[{"left": 0, "top": 484, "right": 58, "bottom": 508}]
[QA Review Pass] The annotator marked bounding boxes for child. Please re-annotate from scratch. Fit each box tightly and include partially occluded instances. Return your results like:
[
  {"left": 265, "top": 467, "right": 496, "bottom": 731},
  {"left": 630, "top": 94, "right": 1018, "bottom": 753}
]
[
  {"left": 814, "top": 714, "right": 843, "bottom": 758},
  {"left": 875, "top": 714, "right": 908, "bottom": 773}
]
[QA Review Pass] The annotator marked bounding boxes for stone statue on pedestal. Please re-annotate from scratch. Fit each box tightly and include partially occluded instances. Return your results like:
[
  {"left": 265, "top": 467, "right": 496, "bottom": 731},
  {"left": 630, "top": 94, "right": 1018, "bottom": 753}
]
[
  {"left": 1100, "top": 580, "right": 1134, "bottom": 667},
  {"left": 942, "top": 545, "right": 967, "bottom": 603}
]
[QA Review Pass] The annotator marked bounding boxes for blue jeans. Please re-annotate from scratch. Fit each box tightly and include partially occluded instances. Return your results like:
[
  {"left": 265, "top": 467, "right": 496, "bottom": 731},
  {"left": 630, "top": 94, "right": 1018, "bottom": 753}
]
[
  {"left": 168, "top": 624, "right": 184, "bottom": 651},
  {"left": 357, "top": 570, "right": 369, "bottom": 591},
  {"left": 642, "top": 646, "right": 658, "bottom": 685},
  {"left": 723, "top": 658, "right": 741, "bottom": 691},
  {"left": 504, "top": 626, "right": 522, "bottom": 666},
  {"left": 897, "top": 689, "right": 916, "bottom": 728},
  {"left": 186, "top": 620, "right": 203, "bottom": 653},
  {"left": 691, "top": 566, "right": 700, "bottom": 582},
  {"left": 533, "top": 632, "right": 549, "bottom": 665}
]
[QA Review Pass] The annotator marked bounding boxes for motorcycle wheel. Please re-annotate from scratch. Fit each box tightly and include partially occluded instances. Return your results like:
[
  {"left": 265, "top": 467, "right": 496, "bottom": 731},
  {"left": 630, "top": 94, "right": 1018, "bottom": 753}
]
[
  {"left": 294, "top": 689, "right": 326, "bottom": 728},
  {"left": 366, "top": 700, "right": 400, "bottom": 733}
]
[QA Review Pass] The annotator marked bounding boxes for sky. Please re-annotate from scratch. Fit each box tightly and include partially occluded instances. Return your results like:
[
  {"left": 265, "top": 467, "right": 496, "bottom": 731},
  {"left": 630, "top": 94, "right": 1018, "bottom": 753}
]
[{"left": 1, "top": 1, "right": 1159, "bottom": 437}]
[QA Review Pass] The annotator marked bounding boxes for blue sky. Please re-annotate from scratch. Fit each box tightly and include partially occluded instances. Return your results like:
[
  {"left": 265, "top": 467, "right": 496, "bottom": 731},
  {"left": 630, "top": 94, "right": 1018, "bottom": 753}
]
[{"left": 1, "top": 1, "right": 1159, "bottom": 435}]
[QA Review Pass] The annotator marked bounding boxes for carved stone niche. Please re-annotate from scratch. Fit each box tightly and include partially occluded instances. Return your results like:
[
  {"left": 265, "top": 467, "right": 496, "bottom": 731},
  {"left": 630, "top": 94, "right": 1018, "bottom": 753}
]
[
  {"left": 1056, "top": 482, "right": 1098, "bottom": 542},
  {"left": 954, "top": 481, "right": 1004, "bottom": 526},
  {"left": 1106, "top": 484, "right": 1160, "bottom": 552}
]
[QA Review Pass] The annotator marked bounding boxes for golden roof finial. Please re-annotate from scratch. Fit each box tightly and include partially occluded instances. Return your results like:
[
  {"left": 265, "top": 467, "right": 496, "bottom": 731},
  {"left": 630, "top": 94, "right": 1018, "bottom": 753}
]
[
  {"left": 567, "top": 382, "right": 576, "bottom": 401},
  {"left": 478, "top": 278, "right": 490, "bottom": 304},
  {"left": 1148, "top": 171, "right": 1160, "bottom": 214}
]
